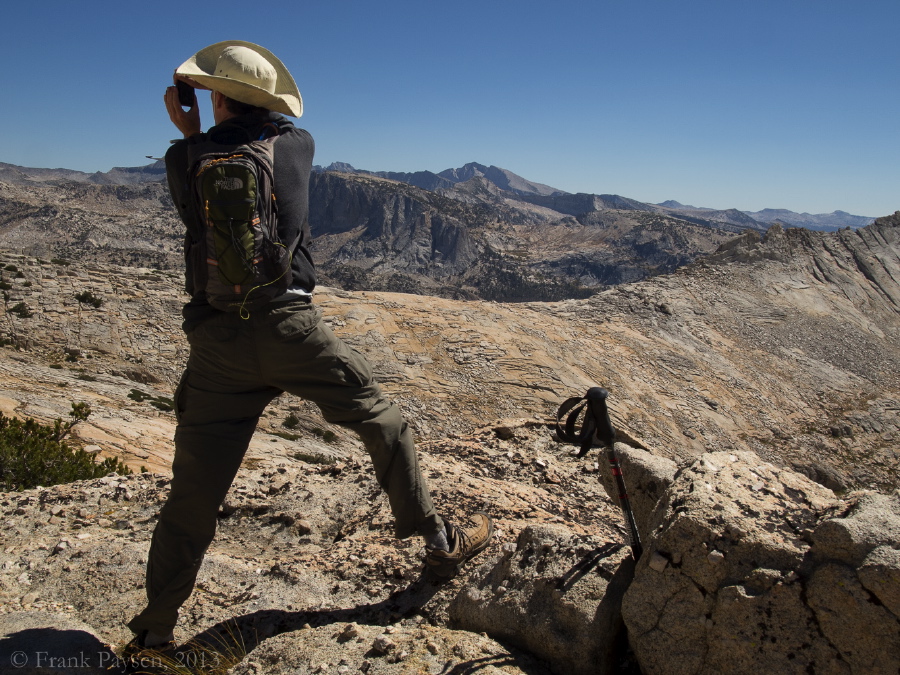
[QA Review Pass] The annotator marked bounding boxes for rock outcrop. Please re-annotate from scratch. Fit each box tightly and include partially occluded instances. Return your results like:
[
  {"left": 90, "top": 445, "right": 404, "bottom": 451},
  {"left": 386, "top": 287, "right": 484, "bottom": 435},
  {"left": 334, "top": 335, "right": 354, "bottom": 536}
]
[
  {"left": 450, "top": 524, "right": 634, "bottom": 675},
  {"left": 0, "top": 420, "right": 631, "bottom": 674},
  {"left": 709, "top": 216, "right": 900, "bottom": 317},
  {"left": 619, "top": 450, "right": 900, "bottom": 675},
  {"left": 596, "top": 444, "right": 678, "bottom": 543}
]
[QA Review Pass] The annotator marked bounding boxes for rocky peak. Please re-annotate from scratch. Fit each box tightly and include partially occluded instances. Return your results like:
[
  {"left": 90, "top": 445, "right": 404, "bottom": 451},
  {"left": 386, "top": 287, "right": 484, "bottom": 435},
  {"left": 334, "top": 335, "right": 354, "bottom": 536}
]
[
  {"left": 436, "top": 161, "right": 487, "bottom": 182},
  {"left": 435, "top": 163, "right": 565, "bottom": 197}
]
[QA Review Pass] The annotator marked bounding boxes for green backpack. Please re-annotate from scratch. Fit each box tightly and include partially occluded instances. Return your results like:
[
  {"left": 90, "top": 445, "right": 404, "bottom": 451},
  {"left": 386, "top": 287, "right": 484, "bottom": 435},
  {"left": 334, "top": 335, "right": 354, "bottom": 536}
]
[{"left": 186, "top": 126, "right": 299, "bottom": 316}]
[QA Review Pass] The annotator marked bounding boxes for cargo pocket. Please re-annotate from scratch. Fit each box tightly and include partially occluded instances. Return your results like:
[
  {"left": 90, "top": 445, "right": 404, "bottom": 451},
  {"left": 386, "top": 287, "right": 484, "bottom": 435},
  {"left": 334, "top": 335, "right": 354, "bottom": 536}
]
[{"left": 268, "top": 301, "right": 323, "bottom": 341}]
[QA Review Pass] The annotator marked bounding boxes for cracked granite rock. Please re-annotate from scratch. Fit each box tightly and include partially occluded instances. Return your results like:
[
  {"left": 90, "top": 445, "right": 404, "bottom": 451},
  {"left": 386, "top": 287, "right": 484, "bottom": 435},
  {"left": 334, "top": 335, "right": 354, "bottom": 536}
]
[{"left": 622, "top": 452, "right": 900, "bottom": 675}]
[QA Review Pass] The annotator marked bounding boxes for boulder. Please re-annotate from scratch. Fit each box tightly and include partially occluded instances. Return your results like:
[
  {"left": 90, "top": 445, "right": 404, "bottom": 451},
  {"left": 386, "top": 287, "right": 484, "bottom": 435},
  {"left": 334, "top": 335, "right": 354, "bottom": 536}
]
[
  {"left": 858, "top": 544, "right": 900, "bottom": 617},
  {"left": 229, "top": 622, "right": 550, "bottom": 675},
  {"left": 597, "top": 442, "right": 678, "bottom": 542},
  {"left": 621, "top": 452, "right": 900, "bottom": 675},
  {"left": 449, "top": 524, "right": 634, "bottom": 675},
  {"left": 810, "top": 490, "right": 900, "bottom": 567}
]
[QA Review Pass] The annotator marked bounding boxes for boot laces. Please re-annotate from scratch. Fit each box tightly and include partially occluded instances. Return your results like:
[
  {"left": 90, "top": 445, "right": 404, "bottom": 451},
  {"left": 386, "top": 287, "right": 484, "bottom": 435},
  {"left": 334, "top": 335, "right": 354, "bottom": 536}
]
[{"left": 447, "top": 519, "right": 473, "bottom": 553}]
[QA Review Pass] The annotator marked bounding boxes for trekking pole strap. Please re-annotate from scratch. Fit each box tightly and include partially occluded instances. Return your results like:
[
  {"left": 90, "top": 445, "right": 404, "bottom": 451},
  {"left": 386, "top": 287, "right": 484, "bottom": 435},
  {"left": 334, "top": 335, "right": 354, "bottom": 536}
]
[
  {"left": 554, "top": 387, "right": 615, "bottom": 457},
  {"left": 554, "top": 396, "right": 586, "bottom": 444}
]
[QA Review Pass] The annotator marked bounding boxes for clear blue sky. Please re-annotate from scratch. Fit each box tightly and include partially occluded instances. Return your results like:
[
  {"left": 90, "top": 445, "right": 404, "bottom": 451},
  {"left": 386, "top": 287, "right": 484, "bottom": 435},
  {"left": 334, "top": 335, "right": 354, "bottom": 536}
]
[{"left": 3, "top": 0, "right": 897, "bottom": 216}]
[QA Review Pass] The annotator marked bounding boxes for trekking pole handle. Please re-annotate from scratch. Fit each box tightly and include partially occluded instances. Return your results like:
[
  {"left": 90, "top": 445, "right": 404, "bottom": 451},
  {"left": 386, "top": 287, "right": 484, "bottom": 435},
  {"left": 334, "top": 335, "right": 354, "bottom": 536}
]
[{"left": 585, "top": 387, "right": 616, "bottom": 447}]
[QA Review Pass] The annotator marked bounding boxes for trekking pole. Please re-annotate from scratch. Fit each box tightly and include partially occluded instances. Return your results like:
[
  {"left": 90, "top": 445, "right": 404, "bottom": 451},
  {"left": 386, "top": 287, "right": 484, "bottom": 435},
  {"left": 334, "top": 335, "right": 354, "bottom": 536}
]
[{"left": 556, "top": 387, "right": 643, "bottom": 560}]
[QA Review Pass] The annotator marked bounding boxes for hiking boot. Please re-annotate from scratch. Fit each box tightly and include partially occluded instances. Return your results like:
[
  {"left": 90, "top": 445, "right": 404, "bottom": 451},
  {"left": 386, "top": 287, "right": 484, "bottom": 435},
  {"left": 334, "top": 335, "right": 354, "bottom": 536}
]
[
  {"left": 425, "top": 512, "right": 494, "bottom": 578},
  {"left": 120, "top": 631, "right": 179, "bottom": 674}
]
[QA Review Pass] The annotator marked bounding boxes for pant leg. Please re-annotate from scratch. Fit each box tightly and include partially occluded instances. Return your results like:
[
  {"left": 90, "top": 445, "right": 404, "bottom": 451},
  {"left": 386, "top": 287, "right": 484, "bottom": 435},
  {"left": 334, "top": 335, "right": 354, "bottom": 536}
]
[
  {"left": 128, "top": 318, "right": 279, "bottom": 635},
  {"left": 258, "top": 300, "right": 443, "bottom": 539}
]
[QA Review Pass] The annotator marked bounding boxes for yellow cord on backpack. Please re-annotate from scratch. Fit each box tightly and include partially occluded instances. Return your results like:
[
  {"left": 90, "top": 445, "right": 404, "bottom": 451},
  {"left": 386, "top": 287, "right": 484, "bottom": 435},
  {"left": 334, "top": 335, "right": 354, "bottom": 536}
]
[{"left": 237, "top": 243, "right": 293, "bottom": 320}]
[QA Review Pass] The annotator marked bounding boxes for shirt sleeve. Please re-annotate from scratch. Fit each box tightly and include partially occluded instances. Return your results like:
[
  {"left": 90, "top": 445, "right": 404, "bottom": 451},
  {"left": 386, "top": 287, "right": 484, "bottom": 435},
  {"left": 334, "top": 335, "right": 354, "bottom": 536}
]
[{"left": 164, "top": 138, "right": 203, "bottom": 242}]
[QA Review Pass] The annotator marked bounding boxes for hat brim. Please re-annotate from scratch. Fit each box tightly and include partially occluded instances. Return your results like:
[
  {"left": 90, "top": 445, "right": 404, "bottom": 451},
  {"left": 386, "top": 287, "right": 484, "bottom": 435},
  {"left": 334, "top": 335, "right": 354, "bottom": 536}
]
[{"left": 175, "top": 40, "right": 303, "bottom": 118}]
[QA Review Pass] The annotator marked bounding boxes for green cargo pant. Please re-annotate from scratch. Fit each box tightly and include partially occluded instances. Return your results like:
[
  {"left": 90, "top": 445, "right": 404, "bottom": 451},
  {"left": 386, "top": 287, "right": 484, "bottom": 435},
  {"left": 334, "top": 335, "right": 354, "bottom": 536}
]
[{"left": 127, "top": 298, "right": 443, "bottom": 635}]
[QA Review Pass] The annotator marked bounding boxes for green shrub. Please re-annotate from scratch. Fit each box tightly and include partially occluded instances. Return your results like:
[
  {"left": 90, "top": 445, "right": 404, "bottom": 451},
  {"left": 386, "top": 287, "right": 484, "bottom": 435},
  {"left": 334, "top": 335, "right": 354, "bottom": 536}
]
[
  {"left": 4, "top": 265, "right": 18, "bottom": 272},
  {"left": 9, "top": 303, "right": 33, "bottom": 318},
  {"left": 75, "top": 291, "right": 103, "bottom": 308},
  {"left": 312, "top": 427, "right": 338, "bottom": 444},
  {"left": 0, "top": 281, "right": 11, "bottom": 291},
  {"left": 150, "top": 398, "right": 174, "bottom": 412},
  {"left": 283, "top": 413, "right": 300, "bottom": 429},
  {"left": 128, "top": 389, "right": 174, "bottom": 412},
  {"left": 50, "top": 258, "right": 70, "bottom": 266},
  {"left": 0, "top": 403, "right": 132, "bottom": 491}
]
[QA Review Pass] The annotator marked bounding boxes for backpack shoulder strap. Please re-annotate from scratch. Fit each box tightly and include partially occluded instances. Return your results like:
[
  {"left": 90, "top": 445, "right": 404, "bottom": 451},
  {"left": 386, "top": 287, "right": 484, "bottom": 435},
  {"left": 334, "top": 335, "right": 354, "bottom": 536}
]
[{"left": 252, "top": 130, "right": 305, "bottom": 255}]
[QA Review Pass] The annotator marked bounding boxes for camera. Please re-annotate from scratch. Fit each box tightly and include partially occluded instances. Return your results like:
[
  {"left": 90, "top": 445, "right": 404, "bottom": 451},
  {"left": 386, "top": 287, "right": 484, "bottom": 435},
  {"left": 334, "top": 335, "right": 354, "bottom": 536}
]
[{"left": 176, "top": 80, "right": 195, "bottom": 108}]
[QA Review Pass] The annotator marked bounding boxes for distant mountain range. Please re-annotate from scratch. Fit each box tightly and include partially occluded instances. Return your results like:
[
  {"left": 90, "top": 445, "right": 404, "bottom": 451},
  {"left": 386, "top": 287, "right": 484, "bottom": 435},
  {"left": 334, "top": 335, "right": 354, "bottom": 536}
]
[
  {"left": 659, "top": 200, "right": 875, "bottom": 232},
  {"left": 0, "top": 159, "right": 879, "bottom": 232},
  {"left": 0, "top": 161, "right": 167, "bottom": 186},
  {"left": 0, "top": 157, "right": 888, "bottom": 302},
  {"left": 321, "top": 161, "right": 878, "bottom": 233}
]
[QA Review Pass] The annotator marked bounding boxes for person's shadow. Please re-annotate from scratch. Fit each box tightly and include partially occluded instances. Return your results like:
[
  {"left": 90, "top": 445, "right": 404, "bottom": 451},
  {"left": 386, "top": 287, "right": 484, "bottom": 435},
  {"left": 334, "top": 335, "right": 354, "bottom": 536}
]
[
  {"left": 183, "top": 548, "right": 628, "bottom": 674},
  {"left": 183, "top": 568, "right": 448, "bottom": 668},
  {"left": 0, "top": 625, "right": 120, "bottom": 674},
  {"left": 0, "top": 572, "right": 445, "bottom": 674}
]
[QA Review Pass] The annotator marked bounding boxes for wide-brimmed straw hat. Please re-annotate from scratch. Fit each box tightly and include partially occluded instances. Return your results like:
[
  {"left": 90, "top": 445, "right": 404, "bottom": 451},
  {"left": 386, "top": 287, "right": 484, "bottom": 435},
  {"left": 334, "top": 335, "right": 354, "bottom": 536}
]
[{"left": 175, "top": 40, "right": 303, "bottom": 117}]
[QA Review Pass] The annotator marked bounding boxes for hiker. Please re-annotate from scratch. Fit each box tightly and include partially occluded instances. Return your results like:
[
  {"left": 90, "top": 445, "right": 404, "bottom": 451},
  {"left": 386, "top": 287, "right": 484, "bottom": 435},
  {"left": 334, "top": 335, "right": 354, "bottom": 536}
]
[{"left": 124, "top": 40, "right": 493, "bottom": 659}]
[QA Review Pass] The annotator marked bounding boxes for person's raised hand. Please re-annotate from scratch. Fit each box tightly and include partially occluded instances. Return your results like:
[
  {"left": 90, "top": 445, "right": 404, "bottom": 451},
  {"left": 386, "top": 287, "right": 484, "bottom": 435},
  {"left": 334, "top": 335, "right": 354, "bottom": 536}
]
[{"left": 164, "top": 77, "right": 201, "bottom": 138}]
